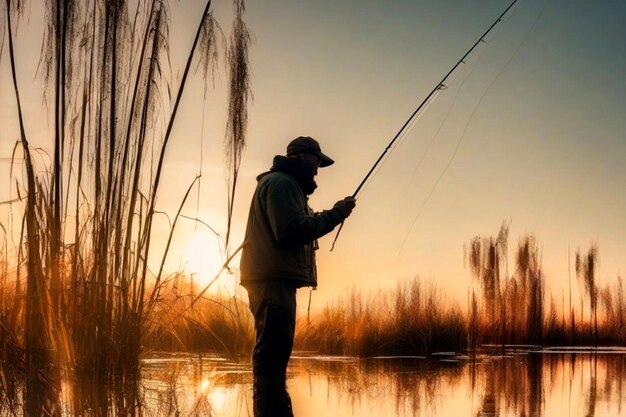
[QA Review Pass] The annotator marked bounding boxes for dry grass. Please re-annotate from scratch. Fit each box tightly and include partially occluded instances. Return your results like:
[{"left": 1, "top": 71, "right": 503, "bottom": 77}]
[
  {"left": 145, "top": 277, "right": 254, "bottom": 359},
  {"left": 296, "top": 278, "right": 467, "bottom": 356},
  {"left": 296, "top": 226, "right": 625, "bottom": 357}
]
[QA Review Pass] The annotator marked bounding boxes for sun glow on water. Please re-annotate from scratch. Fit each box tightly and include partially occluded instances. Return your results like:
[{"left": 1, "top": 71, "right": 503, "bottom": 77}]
[
  {"left": 196, "top": 378, "right": 228, "bottom": 414},
  {"left": 208, "top": 387, "right": 228, "bottom": 414},
  {"left": 199, "top": 378, "right": 210, "bottom": 392}
]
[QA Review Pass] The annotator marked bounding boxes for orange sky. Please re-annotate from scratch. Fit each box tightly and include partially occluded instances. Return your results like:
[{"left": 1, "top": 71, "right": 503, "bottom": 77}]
[{"left": 1, "top": 0, "right": 624, "bottom": 313}]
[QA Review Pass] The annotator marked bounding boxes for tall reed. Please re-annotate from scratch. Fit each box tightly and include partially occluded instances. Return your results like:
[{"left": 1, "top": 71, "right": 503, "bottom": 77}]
[
  {"left": 466, "top": 225, "right": 545, "bottom": 347},
  {"left": 1, "top": 0, "right": 250, "bottom": 414},
  {"left": 576, "top": 245, "right": 598, "bottom": 343}
]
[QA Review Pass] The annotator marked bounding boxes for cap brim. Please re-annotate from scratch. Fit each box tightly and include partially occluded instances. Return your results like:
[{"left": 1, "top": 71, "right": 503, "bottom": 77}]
[{"left": 315, "top": 151, "right": 334, "bottom": 167}]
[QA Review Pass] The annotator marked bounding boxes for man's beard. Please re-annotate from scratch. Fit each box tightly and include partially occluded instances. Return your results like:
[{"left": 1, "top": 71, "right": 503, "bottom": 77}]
[{"left": 269, "top": 155, "right": 318, "bottom": 195}]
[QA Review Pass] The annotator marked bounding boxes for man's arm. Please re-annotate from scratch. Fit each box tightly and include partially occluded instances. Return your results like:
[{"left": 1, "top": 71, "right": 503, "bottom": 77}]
[{"left": 264, "top": 176, "right": 348, "bottom": 245}]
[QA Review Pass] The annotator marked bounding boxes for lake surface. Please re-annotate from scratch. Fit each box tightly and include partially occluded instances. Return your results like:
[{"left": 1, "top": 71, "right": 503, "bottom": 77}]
[
  {"left": 7, "top": 348, "right": 625, "bottom": 416},
  {"left": 136, "top": 348, "right": 626, "bottom": 417}
]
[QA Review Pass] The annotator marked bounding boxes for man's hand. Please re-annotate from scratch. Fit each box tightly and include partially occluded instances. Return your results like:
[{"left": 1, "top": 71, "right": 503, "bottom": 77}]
[{"left": 333, "top": 197, "right": 356, "bottom": 218}]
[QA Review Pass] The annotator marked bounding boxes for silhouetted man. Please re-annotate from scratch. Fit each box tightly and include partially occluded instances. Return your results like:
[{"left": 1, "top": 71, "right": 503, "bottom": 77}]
[{"left": 240, "top": 136, "right": 356, "bottom": 417}]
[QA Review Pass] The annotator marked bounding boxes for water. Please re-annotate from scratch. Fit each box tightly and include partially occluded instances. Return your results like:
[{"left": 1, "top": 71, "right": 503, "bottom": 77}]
[
  {"left": 138, "top": 348, "right": 625, "bottom": 417},
  {"left": 4, "top": 349, "right": 626, "bottom": 416}
]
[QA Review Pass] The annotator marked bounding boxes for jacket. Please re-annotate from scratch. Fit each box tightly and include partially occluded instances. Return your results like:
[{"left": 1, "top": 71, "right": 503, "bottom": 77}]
[{"left": 239, "top": 170, "right": 345, "bottom": 287}]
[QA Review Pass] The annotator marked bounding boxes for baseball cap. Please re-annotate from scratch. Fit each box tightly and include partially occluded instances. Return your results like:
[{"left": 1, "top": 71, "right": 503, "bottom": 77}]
[{"left": 286, "top": 136, "right": 335, "bottom": 167}]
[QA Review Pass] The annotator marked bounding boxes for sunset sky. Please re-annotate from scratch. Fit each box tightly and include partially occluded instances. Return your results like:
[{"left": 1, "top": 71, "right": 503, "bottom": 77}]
[{"left": 1, "top": 0, "right": 624, "bottom": 312}]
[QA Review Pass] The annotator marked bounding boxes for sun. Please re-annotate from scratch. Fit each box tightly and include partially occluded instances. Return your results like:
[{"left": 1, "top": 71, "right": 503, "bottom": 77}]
[
  {"left": 183, "top": 229, "right": 226, "bottom": 288},
  {"left": 182, "top": 229, "right": 241, "bottom": 295}
]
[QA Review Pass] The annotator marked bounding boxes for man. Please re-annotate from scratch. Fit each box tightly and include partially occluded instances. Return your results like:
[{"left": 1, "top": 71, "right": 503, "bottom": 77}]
[{"left": 240, "top": 136, "right": 356, "bottom": 417}]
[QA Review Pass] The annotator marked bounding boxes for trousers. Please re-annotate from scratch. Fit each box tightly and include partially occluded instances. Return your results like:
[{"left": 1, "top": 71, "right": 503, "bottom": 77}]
[{"left": 243, "top": 279, "right": 297, "bottom": 417}]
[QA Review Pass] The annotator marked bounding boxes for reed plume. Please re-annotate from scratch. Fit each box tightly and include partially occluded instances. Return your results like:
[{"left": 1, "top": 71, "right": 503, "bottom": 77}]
[
  {"left": 576, "top": 245, "right": 599, "bottom": 343},
  {"left": 224, "top": 0, "right": 251, "bottom": 251}
]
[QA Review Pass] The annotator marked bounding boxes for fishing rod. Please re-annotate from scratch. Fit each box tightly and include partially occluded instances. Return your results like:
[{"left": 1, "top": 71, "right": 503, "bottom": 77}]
[{"left": 330, "top": 0, "right": 519, "bottom": 251}]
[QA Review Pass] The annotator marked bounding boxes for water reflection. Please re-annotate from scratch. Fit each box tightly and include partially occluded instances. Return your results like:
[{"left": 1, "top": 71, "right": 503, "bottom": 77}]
[
  {"left": 3, "top": 350, "right": 625, "bottom": 416},
  {"left": 142, "top": 351, "right": 625, "bottom": 417}
]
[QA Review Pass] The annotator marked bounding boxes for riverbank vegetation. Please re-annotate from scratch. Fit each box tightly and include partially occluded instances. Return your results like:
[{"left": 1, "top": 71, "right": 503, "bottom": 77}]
[{"left": 296, "top": 224, "right": 625, "bottom": 356}]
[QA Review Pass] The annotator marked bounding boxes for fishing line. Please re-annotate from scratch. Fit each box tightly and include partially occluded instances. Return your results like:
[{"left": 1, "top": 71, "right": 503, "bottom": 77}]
[
  {"left": 410, "top": 24, "right": 498, "bottom": 177},
  {"left": 330, "top": 0, "right": 521, "bottom": 251},
  {"left": 393, "top": 0, "right": 549, "bottom": 264},
  {"left": 389, "top": 23, "right": 507, "bottom": 241},
  {"left": 356, "top": 89, "right": 444, "bottom": 198},
  {"left": 374, "top": 9, "right": 510, "bottom": 188}
]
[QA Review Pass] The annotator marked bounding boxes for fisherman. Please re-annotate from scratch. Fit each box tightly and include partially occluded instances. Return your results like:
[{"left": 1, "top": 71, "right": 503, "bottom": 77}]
[{"left": 240, "top": 136, "right": 356, "bottom": 417}]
